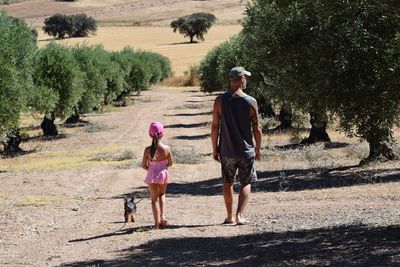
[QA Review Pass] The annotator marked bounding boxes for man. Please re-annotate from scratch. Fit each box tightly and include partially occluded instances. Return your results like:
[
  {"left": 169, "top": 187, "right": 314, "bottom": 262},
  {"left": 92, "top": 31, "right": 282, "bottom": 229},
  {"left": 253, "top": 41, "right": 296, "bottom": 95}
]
[{"left": 211, "top": 66, "right": 262, "bottom": 225}]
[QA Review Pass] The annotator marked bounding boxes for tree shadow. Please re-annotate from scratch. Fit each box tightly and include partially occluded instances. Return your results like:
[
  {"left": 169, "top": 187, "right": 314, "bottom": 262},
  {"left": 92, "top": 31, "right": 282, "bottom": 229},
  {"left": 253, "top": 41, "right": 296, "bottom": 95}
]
[
  {"left": 22, "top": 133, "right": 69, "bottom": 142},
  {"left": 62, "top": 223, "right": 400, "bottom": 266},
  {"left": 165, "top": 122, "right": 209, "bottom": 129},
  {"left": 186, "top": 99, "right": 213, "bottom": 103},
  {"left": 191, "top": 93, "right": 221, "bottom": 97},
  {"left": 254, "top": 165, "right": 400, "bottom": 192},
  {"left": 1, "top": 149, "right": 38, "bottom": 159},
  {"left": 274, "top": 141, "right": 351, "bottom": 151},
  {"left": 158, "top": 40, "right": 200, "bottom": 46},
  {"left": 68, "top": 223, "right": 216, "bottom": 243},
  {"left": 115, "top": 165, "right": 400, "bottom": 197},
  {"left": 164, "top": 111, "right": 212, "bottom": 117},
  {"left": 173, "top": 133, "right": 210, "bottom": 140}
]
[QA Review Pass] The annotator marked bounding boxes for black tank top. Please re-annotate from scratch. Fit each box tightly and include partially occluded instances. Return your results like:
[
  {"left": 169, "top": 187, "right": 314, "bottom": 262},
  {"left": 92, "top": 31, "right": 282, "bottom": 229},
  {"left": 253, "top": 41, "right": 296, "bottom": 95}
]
[{"left": 219, "top": 91, "right": 255, "bottom": 158}]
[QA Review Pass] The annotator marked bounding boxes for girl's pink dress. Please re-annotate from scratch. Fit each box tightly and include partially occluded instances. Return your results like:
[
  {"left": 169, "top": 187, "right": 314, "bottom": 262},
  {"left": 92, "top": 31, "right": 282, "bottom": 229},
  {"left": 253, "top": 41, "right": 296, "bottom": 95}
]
[{"left": 144, "top": 159, "right": 169, "bottom": 185}]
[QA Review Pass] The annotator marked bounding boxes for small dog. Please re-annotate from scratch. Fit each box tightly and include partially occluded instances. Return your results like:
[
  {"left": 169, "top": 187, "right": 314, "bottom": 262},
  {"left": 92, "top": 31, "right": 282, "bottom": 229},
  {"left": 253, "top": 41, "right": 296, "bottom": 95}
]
[{"left": 124, "top": 194, "right": 141, "bottom": 223}]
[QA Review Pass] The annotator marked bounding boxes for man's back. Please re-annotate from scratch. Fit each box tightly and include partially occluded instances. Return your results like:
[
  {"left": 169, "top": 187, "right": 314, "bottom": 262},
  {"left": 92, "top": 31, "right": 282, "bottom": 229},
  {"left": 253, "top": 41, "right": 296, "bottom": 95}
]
[{"left": 219, "top": 91, "right": 256, "bottom": 158}]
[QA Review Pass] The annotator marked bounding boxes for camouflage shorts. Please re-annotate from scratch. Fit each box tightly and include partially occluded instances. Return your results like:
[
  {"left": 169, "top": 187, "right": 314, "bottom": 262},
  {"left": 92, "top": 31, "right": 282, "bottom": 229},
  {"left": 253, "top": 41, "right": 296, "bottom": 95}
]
[{"left": 220, "top": 156, "right": 257, "bottom": 185}]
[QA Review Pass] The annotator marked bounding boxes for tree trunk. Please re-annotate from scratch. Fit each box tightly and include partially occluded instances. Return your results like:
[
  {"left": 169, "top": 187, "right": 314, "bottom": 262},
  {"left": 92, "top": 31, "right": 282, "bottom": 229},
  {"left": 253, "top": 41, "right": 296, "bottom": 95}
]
[
  {"left": 277, "top": 106, "right": 293, "bottom": 130},
  {"left": 361, "top": 140, "right": 399, "bottom": 165},
  {"left": 3, "top": 128, "right": 22, "bottom": 155},
  {"left": 190, "top": 35, "right": 194, "bottom": 43},
  {"left": 257, "top": 96, "right": 275, "bottom": 118},
  {"left": 65, "top": 113, "right": 80, "bottom": 124},
  {"left": 41, "top": 116, "right": 58, "bottom": 136},
  {"left": 301, "top": 112, "right": 330, "bottom": 144}
]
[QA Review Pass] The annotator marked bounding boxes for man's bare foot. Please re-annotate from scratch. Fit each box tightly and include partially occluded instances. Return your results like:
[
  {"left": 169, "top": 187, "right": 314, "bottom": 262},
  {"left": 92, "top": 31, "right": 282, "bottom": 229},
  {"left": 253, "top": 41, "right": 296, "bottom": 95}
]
[{"left": 236, "top": 216, "right": 250, "bottom": 225}]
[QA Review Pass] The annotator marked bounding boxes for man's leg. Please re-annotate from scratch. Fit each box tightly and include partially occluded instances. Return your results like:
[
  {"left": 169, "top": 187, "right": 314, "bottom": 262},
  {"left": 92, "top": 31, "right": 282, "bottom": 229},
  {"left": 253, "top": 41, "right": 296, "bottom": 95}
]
[
  {"left": 223, "top": 183, "right": 234, "bottom": 222},
  {"left": 236, "top": 157, "right": 257, "bottom": 224},
  {"left": 220, "top": 156, "right": 236, "bottom": 223},
  {"left": 236, "top": 183, "right": 251, "bottom": 224}
]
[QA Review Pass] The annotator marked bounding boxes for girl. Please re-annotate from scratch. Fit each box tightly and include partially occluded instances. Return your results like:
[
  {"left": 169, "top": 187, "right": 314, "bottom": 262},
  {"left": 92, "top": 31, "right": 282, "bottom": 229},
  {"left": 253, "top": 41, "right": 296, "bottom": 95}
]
[{"left": 142, "top": 121, "right": 173, "bottom": 229}]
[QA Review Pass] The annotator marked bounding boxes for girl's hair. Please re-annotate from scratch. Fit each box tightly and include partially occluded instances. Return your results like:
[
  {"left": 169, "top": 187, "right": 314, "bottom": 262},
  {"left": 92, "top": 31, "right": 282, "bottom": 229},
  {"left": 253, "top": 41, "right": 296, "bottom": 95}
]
[{"left": 150, "top": 133, "right": 159, "bottom": 160}]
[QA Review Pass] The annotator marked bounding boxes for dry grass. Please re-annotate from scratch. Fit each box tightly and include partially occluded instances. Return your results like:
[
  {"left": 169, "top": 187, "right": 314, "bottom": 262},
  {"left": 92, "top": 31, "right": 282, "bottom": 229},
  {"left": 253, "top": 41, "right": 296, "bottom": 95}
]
[
  {"left": 36, "top": 25, "right": 242, "bottom": 76},
  {"left": 1, "top": 0, "right": 245, "bottom": 27}
]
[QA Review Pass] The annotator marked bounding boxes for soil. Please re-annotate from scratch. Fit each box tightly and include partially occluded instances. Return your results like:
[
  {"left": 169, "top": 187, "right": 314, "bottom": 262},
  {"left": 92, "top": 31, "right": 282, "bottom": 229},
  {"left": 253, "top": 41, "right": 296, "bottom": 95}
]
[{"left": 0, "top": 87, "right": 399, "bottom": 266}]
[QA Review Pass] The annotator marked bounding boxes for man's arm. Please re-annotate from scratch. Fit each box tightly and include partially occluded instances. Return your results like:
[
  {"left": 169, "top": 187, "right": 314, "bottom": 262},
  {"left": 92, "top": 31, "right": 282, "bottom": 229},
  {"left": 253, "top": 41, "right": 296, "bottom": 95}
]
[
  {"left": 250, "top": 98, "right": 262, "bottom": 160},
  {"left": 211, "top": 96, "right": 221, "bottom": 162}
]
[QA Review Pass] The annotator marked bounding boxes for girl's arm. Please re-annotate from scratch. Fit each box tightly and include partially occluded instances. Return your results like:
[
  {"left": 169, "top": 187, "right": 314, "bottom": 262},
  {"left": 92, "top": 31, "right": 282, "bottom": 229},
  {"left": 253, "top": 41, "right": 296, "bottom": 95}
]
[
  {"left": 141, "top": 148, "right": 149, "bottom": 170},
  {"left": 167, "top": 146, "right": 173, "bottom": 167}
]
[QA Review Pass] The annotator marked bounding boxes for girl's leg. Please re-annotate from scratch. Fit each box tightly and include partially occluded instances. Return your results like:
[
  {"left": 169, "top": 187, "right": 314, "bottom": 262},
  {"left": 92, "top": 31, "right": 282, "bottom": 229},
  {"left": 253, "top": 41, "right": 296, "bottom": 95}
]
[
  {"left": 159, "top": 183, "right": 168, "bottom": 221},
  {"left": 148, "top": 184, "right": 160, "bottom": 229}
]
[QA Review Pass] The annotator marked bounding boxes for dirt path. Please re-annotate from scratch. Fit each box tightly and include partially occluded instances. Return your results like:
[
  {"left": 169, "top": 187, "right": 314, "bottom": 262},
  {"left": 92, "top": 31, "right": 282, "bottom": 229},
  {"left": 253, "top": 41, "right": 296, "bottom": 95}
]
[{"left": 0, "top": 87, "right": 399, "bottom": 266}]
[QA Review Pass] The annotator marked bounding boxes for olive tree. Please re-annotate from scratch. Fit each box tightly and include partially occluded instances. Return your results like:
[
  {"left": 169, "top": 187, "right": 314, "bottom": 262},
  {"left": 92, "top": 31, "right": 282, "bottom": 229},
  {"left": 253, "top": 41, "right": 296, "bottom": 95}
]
[
  {"left": 32, "top": 42, "right": 84, "bottom": 135},
  {"left": 242, "top": 0, "right": 400, "bottom": 162},
  {"left": 66, "top": 44, "right": 108, "bottom": 123},
  {"left": 0, "top": 12, "right": 36, "bottom": 154}
]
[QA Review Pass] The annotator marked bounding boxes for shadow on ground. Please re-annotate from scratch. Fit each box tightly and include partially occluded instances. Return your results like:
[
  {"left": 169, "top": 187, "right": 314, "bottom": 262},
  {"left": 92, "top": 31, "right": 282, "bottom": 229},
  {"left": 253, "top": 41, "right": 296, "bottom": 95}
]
[
  {"left": 164, "top": 111, "right": 212, "bottom": 117},
  {"left": 165, "top": 122, "right": 209, "bottom": 129},
  {"left": 115, "top": 165, "right": 400, "bottom": 198},
  {"left": 68, "top": 224, "right": 216, "bottom": 244},
  {"left": 62, "top": 223, "right": 400, "bottom": 266},
  {"left": 173, "top": 133, "right": 211, "bottom": 140}
]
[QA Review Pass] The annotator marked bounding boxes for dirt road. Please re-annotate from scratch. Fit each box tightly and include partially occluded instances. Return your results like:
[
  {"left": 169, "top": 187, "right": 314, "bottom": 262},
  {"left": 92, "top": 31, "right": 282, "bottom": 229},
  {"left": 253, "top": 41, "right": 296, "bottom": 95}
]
[{"left": 0, "top": 87, "right": 399, "bottom": 266}]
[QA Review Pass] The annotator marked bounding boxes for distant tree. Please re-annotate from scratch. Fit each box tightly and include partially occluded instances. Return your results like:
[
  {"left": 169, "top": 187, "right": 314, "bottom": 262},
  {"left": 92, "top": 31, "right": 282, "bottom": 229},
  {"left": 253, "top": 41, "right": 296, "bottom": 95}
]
[
  {"left": 69, "top": 13, "right": 97, "bottom": 37},
  {"left": 170, "top": 12, "right": 216, "bottom": 43},
  {"left": 32, "top": 43, "right": 84, "bottom": 135},
  {"left": 43, "top": 14, "right": 72, "bottom": 39},
  {"left": 0, "top": 12, "right": 36, "bottom": 154},
  {"left": 43, "top": 13, "right": 97, "bottom": 39}
]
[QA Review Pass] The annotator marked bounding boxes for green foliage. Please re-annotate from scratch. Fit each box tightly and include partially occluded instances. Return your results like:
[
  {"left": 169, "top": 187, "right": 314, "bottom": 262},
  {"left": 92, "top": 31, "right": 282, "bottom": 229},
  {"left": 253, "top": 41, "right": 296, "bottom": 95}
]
[
  {"left": 171, "top": 12, "right": 216, "bottom": 43},
  {"left": 69, "top": 13, "right": 97, "bottom": 37},
  {"left": 42, "top": 14, "right": 71, "bottom": 39},
  {"left": 32, "top": 42, "right": 84, "bottom": 120},
  {"left": 198, "top": 45, "right": 224, "bottom": 93},
  {"left": 198, "top": 34, "right": 251, "bottom": 93},
  {"left": 69, "top": 44, "right": 108, "bottom": 114},
  {"left": 242, "top": 0, "right": 400, "bottom": 159},
  {"left": 111, "top": 47, "right": 172, "bottom": 99},
  {"left": 43, "top": 13, "right": 97, "bottom": 39},
  {"left": 0, "top": 11, "right": 36, "bottom": 140}
]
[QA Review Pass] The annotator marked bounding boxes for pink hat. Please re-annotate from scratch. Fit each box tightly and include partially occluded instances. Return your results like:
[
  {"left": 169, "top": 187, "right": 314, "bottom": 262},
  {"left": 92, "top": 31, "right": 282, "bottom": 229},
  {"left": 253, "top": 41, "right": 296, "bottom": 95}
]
[{"left": 149, "top": 121, "right": 164, "bottom": 138}]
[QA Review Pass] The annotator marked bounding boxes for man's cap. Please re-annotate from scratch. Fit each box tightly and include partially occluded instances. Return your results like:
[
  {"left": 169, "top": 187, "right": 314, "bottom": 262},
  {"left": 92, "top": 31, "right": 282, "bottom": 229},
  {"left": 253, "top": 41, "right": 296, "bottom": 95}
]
[{"left": 229, "top": 66, "right": 251, "bottom": 79}]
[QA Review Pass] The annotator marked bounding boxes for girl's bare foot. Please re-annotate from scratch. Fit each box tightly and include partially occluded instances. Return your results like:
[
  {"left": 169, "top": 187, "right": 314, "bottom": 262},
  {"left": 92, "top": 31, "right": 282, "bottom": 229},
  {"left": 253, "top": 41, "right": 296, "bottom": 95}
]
[{"left": 160, "top": 218, "right": 168, "bottom": 228}]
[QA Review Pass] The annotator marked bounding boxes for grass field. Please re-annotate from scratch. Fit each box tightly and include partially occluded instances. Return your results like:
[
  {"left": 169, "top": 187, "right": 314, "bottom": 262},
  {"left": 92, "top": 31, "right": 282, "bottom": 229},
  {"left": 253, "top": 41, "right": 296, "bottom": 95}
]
[
  {"left": 1, "top": 0, "right": 246, "bottom": 27},
  {"left": 37, "top": 24, "right": 243, "bottom": 76}
]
